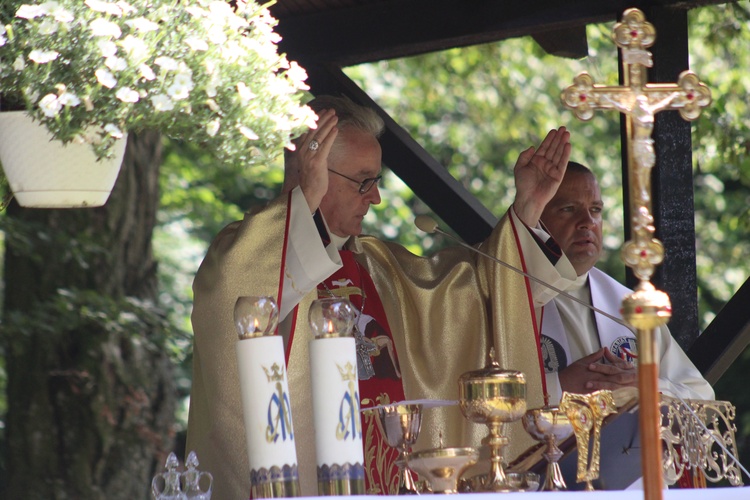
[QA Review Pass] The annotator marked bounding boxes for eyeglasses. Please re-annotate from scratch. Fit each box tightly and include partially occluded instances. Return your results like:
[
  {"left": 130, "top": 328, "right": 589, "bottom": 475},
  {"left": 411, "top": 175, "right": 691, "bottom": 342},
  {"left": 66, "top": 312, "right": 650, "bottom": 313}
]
[{"left": 328, "top": 169, "right": 382, "bottom": 194}]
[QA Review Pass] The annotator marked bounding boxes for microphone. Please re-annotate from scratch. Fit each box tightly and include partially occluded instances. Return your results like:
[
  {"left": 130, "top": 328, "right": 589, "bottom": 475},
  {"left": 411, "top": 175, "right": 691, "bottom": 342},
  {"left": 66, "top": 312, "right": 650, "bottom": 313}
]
[{"left": 415, "top": 215, "right": 633, "bottom": 331}]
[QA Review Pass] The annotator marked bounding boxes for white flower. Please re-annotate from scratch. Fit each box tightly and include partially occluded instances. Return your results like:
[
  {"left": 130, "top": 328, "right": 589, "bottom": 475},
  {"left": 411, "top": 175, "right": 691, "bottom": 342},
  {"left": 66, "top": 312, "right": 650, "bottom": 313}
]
[
  {"left": 38, "top": 19, "right": 59, "bottom": 35},
  {"left": 150, "top": 94, "right": 174, "bottom": 111},
  {"left": 13, "top": 56, "right": 26, "bottom": 71},
  {"left": 29, "top": 50, "right": 59, "bottom": 63},
  {"left": 120, "top": 35, "right": 148, "bottom": 62},
  {"left": 126, "top": 17, "right": 159, "bottom": 32},
  {"left": 207, "top": 26, "right": 227, "bottom": 45},
  {"left": 95, "top": 68, "right": 117, "bottom": 88},
  {"left": 138, "top": 63, "right": 155, "bottom": 81},
  {"left": 236, "top": 82, "right": 254, "bottom": 102},
  {"left": 185, "top": 38, "right": 209, "bottom": 51},
  {"left": 39, "top": 94, "right": 62, "bottom": 117},
  {"left": 85, "top": 0, "right": 123, "bottom": 17},
  {"left": 105, "top": 56, "right": 128, "bottom": 71},
  {"left": 286, "top": 61, "right": 309, "bottom": 89},
  {"left": 104, "top": 123, "right": 124, "bottom": 138},
  {"left": 206, "top": 119, "right": 220, "bottom": 137},
  {"left": 167, "top": 81, "right": 191, "bottom": 100},
  {"left": 90, "top": 18, "right": 122, "bottom": 38},
  {"left": 49, "top": 5, "right": 74, "bottom": 23},
  {"left": 154, "top": 56, "right": 178, "bottom": 71},
  {"left": 58, "top": 92, "right": 81, "bottom": 107},
  {"left": 98, "top": 40, "right": 118, "bottom": 58},
  {"left": 239, "top": 126, "right": 258, "bottom": 140},
  {"left": 16, "top": 5, "right": 46, "bottom": 19},
  {"left": 115, "top": 87, "right": 139, "bottom": 103}
]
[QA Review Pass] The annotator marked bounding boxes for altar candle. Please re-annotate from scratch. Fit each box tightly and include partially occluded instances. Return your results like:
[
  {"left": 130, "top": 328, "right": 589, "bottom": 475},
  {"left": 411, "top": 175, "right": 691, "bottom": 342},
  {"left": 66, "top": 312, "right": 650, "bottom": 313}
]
[
  {"left": 308, "top": 298, "right": 365, "bottom": 495},
  {"left": 235, "top": 296, "right": 300, "bottom": 498}
]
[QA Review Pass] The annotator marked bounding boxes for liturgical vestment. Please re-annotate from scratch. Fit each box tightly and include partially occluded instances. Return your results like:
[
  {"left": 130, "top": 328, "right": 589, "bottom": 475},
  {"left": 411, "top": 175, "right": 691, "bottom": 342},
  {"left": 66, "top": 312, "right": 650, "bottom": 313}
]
[
  {"left": 187, "top": 188, "right": 545, "bottom": 500},
  {"left": 507, "top": 209, "right": 714, "bottom": 404}
]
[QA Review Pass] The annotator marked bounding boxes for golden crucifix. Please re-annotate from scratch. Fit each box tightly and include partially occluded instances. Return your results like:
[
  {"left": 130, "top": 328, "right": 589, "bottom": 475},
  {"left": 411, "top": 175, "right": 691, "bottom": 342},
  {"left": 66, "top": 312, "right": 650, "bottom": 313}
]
[{"left": 561, "top": 8, "right": 711, "bottom": 500}]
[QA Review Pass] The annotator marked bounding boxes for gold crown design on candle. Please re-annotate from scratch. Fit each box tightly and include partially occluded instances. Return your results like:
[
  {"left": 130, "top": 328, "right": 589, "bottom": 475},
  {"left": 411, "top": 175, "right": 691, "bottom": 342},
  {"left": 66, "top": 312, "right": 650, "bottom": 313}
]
[
  {"left": 263, "top": 363, "right": 285, "bottom": 383},
  {"left": 336, "top": 362, "right": 357, "bottom": 382}
]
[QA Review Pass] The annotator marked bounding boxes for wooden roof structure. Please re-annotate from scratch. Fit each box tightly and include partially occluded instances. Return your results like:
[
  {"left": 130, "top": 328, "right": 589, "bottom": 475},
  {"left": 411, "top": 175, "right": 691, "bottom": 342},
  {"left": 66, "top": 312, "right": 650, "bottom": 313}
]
[{"left": 267, "top": 0, "right": 749, "bottom": 383}]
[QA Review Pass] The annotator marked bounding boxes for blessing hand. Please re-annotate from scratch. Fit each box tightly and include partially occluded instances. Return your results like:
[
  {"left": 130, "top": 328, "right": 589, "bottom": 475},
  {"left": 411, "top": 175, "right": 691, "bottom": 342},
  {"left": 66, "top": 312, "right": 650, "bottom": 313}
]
[
  {"left": 294, "top": 108, "right": 339, "bottom": 213},
  {"left": 512, "top": 127, "right": 571, "bottom": 227}
]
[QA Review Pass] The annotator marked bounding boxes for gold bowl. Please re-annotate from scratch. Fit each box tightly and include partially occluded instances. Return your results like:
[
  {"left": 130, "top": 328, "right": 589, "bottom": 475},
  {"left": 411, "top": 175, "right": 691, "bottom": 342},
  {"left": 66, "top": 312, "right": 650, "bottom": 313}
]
[{"left": 407, "top": 447, "right": 479, "bottom": 494}]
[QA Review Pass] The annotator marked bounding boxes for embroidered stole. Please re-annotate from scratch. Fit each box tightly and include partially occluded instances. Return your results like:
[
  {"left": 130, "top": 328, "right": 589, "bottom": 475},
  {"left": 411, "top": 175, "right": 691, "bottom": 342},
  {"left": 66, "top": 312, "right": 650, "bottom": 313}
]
[
  {"left": 318, "top": 250, "right": 405, "bottom": 495},
  {"left": 540, "top": 269, "right": 638, "bottom": 372}
]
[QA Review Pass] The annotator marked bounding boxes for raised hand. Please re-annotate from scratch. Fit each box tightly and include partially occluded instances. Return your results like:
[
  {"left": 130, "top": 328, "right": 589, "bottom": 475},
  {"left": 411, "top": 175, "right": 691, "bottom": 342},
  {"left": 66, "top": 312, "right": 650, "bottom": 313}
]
[
  {"left": 292, "top": 108, "right": 339, "bottom": 213},
  {"left": 512, "top": 127, "right": 571, "bottom": 226}
]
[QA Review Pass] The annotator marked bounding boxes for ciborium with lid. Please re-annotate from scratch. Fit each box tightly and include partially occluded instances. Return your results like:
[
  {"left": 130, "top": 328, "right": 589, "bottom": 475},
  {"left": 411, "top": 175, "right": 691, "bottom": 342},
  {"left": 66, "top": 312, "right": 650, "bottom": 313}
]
[{"left": 458, "top": 348, "right": 527, "bottom": 491}]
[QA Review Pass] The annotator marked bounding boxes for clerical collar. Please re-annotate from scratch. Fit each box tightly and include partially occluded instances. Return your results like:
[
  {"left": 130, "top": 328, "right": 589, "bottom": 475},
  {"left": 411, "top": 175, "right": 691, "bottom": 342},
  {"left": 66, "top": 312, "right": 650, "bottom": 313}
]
[
  {"left": 313, "top": 209, "right": 350, "bottom": 250},
  {"left": 330, "top": 231, "right": 349, "bottom": 250},
  {"left": 568, "top": 272, "right": 590, "bottom": 291}
]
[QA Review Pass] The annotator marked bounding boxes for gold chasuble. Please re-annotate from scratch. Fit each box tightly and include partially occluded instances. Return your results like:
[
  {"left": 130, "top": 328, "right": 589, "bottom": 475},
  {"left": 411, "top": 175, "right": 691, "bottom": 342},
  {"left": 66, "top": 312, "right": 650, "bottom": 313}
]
[{"left": 187, "top": 191, "right": 543, "bottom": 500}]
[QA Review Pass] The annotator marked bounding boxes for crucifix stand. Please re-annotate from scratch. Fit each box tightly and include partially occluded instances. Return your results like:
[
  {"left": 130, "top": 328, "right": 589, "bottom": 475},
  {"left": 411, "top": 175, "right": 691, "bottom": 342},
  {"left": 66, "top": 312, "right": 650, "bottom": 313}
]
[{"left": 561, "top": 8, "right": 711, "bottom": 500}]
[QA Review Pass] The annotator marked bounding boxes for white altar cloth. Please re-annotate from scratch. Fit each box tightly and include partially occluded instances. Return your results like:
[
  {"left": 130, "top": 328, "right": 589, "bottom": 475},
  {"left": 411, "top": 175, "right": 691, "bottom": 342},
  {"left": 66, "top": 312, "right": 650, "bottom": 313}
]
[{"left": 293, "top": 487, "right": 748, "bottom": 500}]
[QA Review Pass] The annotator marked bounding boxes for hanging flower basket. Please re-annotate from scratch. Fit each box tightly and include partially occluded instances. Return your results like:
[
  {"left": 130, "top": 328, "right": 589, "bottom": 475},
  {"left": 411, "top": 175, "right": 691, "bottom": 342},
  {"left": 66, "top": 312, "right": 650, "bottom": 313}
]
[
  {"left": 0, "top": 111, "right": 127, "bottom": 207},
  {"left": 0, "top": 0, "right": 317, "bottom": 208}
]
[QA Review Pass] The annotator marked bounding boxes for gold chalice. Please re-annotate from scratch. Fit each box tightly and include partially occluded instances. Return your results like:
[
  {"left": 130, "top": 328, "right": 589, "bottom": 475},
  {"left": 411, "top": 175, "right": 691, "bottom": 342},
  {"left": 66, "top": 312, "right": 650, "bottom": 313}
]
[
  {"left": 375, "top": 403, "right": 423, "bottom": 494},
  {"left": 407, "top": 446, "right": 479, "bottom": 494},
  {"left": 458, "top": 349, "right": 526, "bottom": 492},
  {"left": 522, "top": 406, "right": 574, "bottom": 491}
]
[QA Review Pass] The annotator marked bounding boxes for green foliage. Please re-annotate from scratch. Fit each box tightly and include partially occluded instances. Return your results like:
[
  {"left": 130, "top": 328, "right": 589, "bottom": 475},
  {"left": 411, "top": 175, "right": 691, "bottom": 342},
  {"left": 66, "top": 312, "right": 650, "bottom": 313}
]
[{"left": 1, "top": 287, "right": 176, "bottom": 359}]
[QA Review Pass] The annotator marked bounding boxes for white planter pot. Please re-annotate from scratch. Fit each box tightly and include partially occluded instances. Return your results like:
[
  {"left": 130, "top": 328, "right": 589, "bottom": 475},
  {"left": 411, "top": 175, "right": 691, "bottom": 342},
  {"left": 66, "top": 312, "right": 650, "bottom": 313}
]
[{"left": 0, "top": 111, "right": 127, "bottom": 208}]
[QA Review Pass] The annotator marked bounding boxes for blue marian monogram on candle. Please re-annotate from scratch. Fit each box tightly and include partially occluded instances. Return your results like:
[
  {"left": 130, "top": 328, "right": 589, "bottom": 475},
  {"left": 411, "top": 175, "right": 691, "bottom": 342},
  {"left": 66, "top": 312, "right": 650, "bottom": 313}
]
[
  {"left": 263, "top": 362, "right": 294, "bottom": 443},
  {"left": 336, "top": 361, "right": 362, "bottom": 440}
]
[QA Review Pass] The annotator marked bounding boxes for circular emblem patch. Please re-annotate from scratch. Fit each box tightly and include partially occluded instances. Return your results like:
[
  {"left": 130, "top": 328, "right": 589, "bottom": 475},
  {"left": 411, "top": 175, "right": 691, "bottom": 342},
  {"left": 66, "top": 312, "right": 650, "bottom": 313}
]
[
  {"left": 610, "top": 336, "right": 639, "bottom": 363},
  {"left": 540, "top": 335, "right": 568, "bottom": 373}
]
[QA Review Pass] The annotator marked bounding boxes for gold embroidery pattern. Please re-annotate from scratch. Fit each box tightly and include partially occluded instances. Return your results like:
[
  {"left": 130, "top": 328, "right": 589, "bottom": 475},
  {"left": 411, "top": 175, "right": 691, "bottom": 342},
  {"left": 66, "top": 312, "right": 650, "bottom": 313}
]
[{"left": 361, "top": 394, "right": 399, "bottom": 495}]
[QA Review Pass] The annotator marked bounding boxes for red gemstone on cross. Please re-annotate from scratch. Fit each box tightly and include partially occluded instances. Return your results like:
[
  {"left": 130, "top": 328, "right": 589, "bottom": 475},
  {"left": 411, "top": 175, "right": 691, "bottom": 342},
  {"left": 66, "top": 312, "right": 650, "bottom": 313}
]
[
  {"left": 635, "top": 306, "right": 643, "bottom": 314},
  {"left": 640, "top": 250, "right": 648, "bottom": 258},
  {"left": 579, "top": 94, "right": 587, "bottom": 102},
  {"left": 630, "top": 30, "right": 638, "bottom": 38},
  {"left": 686, "top": 92, "right": 694, "bottom": 100}
]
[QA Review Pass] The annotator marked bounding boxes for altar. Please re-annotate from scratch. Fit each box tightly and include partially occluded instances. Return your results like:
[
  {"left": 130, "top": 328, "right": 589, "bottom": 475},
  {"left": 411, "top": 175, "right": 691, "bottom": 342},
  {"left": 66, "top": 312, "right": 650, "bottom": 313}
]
[{"left": 301, "top": 488, "right": 749, "bottom": 500}]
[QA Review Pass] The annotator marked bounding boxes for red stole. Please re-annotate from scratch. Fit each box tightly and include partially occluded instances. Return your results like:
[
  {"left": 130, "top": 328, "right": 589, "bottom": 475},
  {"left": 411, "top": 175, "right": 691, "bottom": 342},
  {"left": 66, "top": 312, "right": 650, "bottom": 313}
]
[{"left": 318, "top": 250, "right": 405, "bottom": 495}]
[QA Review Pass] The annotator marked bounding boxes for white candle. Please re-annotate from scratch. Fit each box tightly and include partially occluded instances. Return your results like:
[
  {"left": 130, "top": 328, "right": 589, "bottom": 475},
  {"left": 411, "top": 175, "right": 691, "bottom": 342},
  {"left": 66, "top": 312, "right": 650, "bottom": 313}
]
[
  {"left": 309, "top": 336, "right": 364, "bottom": 467},
  {"left": 236, "top": 335, "right": 298, "bottom": 472}
]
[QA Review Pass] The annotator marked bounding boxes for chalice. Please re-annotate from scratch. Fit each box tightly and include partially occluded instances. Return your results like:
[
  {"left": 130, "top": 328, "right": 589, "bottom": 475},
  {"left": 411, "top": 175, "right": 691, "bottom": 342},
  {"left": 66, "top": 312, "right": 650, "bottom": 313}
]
[
  {"left": 522, "top": 406, "right": 574, "bottom": 491},
  {"left": 458, "top": 349, "right": 527, "bottom": 492},
  {"left": 374, "top": 403, "right": 423, "bottom": 494}
]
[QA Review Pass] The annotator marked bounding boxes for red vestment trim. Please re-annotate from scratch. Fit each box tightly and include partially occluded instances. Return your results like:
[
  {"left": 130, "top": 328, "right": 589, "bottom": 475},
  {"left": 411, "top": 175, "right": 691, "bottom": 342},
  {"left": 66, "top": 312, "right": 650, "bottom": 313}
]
[{"left": 509, "top": 214, "right": 550, "bottom": 406}]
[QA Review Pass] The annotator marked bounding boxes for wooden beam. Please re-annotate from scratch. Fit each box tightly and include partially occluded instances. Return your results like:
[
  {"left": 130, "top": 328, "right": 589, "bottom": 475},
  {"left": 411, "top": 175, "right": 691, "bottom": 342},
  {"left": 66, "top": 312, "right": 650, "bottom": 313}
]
[
  {"left": 646, "top": 6, "right": 701, "bottom": 351},
  {"left": 531, "top": 26, "right": 589, "bottom": 59},
  {"left": 274, "top": 0, "right": 728, "bottom": 66},
  {"left": 689, "top": 277, "right": 750, "bottom": 384}
]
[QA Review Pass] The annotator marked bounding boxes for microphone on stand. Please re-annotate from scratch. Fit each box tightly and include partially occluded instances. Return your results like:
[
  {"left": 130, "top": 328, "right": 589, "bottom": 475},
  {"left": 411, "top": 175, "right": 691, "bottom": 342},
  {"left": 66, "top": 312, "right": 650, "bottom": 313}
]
[{"left": 414, "top": 215, "right": 633, "bottom": 331}]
